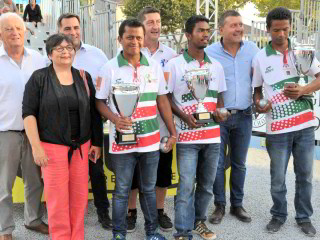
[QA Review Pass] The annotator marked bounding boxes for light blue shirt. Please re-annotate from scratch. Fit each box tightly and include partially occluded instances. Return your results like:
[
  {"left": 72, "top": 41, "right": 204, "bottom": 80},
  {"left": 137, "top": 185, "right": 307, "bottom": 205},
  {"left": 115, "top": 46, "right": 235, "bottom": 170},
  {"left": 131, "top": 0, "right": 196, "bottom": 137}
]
[{"left": 205, "top": 40, "right": 259, "bottom": 110}]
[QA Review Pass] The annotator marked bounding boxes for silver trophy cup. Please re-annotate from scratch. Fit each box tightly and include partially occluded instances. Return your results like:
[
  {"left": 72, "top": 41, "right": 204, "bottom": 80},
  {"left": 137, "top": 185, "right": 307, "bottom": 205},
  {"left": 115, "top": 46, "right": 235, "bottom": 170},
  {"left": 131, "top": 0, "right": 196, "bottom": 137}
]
[
  {"left": 112, "top": 83, "right": 140, "bottom": 145},
  {"left": 292, "top": 43, "right": 315, "bottom": 100},
  {"left": 185, "top": 68, "right": 214, "bottom": 124}
]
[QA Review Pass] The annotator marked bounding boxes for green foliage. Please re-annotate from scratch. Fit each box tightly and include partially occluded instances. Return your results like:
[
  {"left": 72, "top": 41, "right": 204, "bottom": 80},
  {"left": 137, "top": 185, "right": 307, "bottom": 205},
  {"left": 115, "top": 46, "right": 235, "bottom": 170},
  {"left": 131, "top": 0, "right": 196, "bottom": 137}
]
[
  {"left": 252, "top": 0, "right": 300, "bottom": 17},
  {"left": 122, "top": 0, "right": 196, "bottom": 34}
]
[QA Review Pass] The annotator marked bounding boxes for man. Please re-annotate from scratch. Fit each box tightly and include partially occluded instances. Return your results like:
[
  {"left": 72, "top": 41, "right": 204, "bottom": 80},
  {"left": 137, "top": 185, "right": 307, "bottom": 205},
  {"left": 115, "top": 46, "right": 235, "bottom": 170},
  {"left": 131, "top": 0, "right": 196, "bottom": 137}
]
[
  {"left": 167, "top": 15, "right": 228, "bottom": 240},
  {"left": 0, "top": 12, "right": 48, "bottom": 240},
  {"left": 205, "top": 10, "right": 259, "bottom": 224},
  {"left": 96, "top": 19, "right": 177, "bottom": 240},
  {"left": 0, "top": 0, "right": 19, "bottom": 15},
  {"left": 126, "top": 6, "right": 177, "bottom": 233},
  {"left": 57, "top": 12, "right": 112, "bottom": 230},
  {"left": 252, "top": 7, "right": 320, "bottom": 237}
]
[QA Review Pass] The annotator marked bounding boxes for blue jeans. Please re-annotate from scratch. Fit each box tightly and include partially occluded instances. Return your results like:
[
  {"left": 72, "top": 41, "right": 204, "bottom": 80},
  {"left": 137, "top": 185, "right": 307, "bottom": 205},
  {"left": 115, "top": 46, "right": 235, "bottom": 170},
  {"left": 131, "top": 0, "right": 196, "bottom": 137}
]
[
  {"left": 213, "top": 107, "right": 252, "bottom": 207},
  {"left": 174, "top": 143, "right": 220, "bottom": 239},
  {"left": 266, "top": 127, "right": 314, "bottom": 223},
  {"left": 110, "top": 151, "right": 160, "bottom": 238}
]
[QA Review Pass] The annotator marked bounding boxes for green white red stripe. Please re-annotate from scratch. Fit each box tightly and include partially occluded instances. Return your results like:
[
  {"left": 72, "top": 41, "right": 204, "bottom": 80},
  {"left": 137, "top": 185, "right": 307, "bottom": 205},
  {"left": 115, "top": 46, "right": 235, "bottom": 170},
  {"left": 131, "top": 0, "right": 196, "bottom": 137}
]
[{"left": 271, "top": 111, "right": 314, "bottom": 132}]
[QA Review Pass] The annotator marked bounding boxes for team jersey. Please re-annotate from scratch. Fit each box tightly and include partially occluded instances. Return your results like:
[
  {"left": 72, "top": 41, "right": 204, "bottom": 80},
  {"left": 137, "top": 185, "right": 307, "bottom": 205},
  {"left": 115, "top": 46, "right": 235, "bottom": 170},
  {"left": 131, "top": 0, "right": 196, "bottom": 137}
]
[
  {"left": 252, "top": 41, "right": 320, "bottom": 134},
  {"left": 165, "top": 49, "right": 227, "bottom": 144},
  {"left": 96, "top": 52, "right": 168, "bottom": 153}
]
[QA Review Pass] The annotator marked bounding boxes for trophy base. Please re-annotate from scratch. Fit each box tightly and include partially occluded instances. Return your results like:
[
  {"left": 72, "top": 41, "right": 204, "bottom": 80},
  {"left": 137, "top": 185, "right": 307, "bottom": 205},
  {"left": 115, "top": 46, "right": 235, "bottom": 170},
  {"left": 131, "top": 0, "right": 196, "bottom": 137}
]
[
  {"left": 116, "top": 131, "right": 137, "bottom": 145},
  {"left": 193, "top": 112, "right": 214, "bottom": 124}
]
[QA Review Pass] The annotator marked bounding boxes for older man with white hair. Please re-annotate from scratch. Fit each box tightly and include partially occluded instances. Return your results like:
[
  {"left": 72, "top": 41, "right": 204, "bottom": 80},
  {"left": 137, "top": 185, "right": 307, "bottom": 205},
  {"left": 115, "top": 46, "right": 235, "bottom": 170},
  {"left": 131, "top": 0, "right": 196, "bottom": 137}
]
[{"left": 0, "top": 13, "right": 48, "bottom": 240}]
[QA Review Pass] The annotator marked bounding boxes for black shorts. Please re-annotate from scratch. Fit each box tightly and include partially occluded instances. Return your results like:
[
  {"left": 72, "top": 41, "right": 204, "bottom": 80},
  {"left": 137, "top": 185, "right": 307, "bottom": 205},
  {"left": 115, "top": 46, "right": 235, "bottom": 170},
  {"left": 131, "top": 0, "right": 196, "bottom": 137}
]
[{"left": 131, "top": 150, "right": 173, "bottom": 189}]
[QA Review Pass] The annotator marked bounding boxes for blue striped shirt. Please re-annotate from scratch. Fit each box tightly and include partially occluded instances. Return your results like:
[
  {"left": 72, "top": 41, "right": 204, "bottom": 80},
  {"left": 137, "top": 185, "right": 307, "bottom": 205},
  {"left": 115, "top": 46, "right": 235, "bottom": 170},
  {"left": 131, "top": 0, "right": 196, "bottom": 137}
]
[{"left": 205, "top": 40, "right": 259, "bottom": 110}]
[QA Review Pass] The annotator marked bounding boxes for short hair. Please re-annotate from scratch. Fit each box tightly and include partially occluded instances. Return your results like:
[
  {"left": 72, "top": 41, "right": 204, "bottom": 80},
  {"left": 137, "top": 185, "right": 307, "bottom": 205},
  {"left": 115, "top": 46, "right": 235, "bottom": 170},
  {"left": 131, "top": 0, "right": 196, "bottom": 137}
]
[
  {"left": 118, "top": 18, "right": 145, "bottom": 38},
  {"left": 266, "top": 7, "right": 292, "bottom": 29},
  {"left": 46, "top": 33, "right": 74, "bottom": 56},
  {"left": 57, "top": 13, "right": 80, "bottom": 29},
  {"left": 0, "top": 13, "right": 26, "bottom": 33},
  {"left": 219, "top": 10, "right": 241, "bottom": 27},
  {"left": 185, "top": 15, "right": 209, "bottom": 34},
  {"left": 137, "top": 6, "right": 160, "bottom": 22}
]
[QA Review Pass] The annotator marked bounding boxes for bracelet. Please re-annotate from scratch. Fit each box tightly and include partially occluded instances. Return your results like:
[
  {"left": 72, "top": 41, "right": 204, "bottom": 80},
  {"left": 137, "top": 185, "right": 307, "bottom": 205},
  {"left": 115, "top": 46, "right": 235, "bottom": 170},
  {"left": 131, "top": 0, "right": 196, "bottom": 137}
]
[{"left": 170, "top": 135, "right": 177, "bottom": 139}]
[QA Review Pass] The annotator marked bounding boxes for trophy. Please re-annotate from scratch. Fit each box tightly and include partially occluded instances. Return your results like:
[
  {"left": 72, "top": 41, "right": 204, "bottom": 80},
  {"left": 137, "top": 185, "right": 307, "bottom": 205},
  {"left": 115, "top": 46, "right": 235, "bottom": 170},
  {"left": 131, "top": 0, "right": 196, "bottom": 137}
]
[
  {"left": 185, "top": 68, "right": 214, "bottom": 123},
  {"left": 111, "top": 83, "right": 140, "bottom": 145},
  {"left": 292, "top": 42, "right": 316, "bottom": 99}
]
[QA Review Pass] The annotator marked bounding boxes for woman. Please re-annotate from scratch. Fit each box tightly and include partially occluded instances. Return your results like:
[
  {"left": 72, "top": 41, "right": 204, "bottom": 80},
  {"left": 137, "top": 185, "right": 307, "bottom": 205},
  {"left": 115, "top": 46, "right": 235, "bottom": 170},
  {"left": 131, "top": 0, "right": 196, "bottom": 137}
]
[
  {"left": 23, "top": 0, "right": 43, "bottom": 26},
  {"left": 23, "top": 33, "right": 103, "bottom": 240}
]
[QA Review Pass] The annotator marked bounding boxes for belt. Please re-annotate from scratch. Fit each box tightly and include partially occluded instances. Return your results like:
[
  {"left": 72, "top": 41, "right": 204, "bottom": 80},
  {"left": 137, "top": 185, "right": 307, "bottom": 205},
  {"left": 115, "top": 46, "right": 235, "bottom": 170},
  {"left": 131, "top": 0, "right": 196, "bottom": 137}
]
[
  {"left": 228, "top": 109, "right": 244, "bottom": 114},
  {"left": 8, "top": 130, "right": 25, "bottom": 133},
  {"left": 227, "top": 106, "right": 251, "bottom": 114}
]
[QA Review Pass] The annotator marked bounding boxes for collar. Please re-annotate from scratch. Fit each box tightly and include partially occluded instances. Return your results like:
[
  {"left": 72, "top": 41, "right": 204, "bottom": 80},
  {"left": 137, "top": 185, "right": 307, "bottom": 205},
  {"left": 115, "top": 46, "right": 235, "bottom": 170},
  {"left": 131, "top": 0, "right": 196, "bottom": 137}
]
[
  {"left": 117, "top": 51, "right": 149, "bottom": 67},
  {"left": 183, "top": 49, "right": 212, "bottom": 64},
  {"left": 142, "top": 42, "right": 164, "bottom": 56},
  {"left": 219, "top": 37, "right": 244, "bottom": 49},
  {"left": 0, "top": 45, "right": 30, "bottom": 57},
  {"left": 78, "top": 41, "right": 87, "bottom": 52},
  {"left": 266, "top": 39, "right": 292, "bottom": 56}
]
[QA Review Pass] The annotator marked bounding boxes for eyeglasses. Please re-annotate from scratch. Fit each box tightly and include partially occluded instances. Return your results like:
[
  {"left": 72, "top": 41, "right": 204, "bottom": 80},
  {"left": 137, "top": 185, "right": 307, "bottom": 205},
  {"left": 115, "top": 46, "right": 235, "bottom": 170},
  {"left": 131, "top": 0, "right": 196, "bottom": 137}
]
[{"left": 53, "top": 46, "right": 74, "bottom": 52}]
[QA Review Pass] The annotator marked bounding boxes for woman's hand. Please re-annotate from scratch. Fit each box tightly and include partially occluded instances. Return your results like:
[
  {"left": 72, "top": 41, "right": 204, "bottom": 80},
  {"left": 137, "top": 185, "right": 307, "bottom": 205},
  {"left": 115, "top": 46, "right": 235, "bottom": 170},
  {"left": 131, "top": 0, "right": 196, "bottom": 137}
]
[
  {"left": 88, "top": 146, "right": 101, "bottom": 163},
  {"left": 32, "top": 146, "right": 49, "bottom": 167}
]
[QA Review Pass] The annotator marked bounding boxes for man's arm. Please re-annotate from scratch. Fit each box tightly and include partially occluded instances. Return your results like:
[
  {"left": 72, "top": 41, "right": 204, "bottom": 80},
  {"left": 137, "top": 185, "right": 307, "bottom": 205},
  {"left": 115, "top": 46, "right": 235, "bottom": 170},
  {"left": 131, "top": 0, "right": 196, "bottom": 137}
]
[
  {"left": 157, "top": 94, "right": 177, "bottom": 151},
  {"left": 157, "top": 94, "right": 176, "bottom": 137},
  {"left": 284, "top": 73, "right": 320, "bottom": 99},
  {"left": 95, "top": 99, "right": 132, "bottom": 132},
  {"left": 253, "top": 86, "right": 272, "bottom": 113},
  {"left": 167, "top": 93, "right": 199, "bottom": 128}
]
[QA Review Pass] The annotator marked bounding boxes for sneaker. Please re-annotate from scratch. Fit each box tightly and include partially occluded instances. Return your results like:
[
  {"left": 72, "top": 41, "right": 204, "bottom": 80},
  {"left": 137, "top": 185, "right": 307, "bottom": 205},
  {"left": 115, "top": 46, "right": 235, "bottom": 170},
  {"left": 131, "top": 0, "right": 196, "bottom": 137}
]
[
  {"left": 98, "top": 211, "right": 112, "bottom": 230},
  {"left": 297, "top": 222, "right": 316, "bottom": 237},
  {"left": 209, "top": 204, "right": 225, "bottom": 224},
  {"left": 112, "top": 233, "right": 125, "bottom": 240},
  {"left": 266, "top": 218, "right": 284, "bottom": 233},
  {"left": 126, "top": 210, "right": 137, "bottom": 233},
  {"left": 174, "top": 237, "right": 189, "bottom": 240},
  {"left": 145, "top": 232, "right": 167, "bottom": 240},
  {"left": 158, "top": 211, "right": 173, "bottom": 231},
  {"left": 193, "top": 221, "right": 217, "bottom": 240}
]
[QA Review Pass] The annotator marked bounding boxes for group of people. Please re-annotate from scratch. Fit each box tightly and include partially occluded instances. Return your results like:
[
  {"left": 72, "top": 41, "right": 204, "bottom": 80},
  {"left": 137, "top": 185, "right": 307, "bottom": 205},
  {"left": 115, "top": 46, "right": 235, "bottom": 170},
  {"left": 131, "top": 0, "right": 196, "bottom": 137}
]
[{"left": 0, "top": 4, "right": 318, "bottom": 240}]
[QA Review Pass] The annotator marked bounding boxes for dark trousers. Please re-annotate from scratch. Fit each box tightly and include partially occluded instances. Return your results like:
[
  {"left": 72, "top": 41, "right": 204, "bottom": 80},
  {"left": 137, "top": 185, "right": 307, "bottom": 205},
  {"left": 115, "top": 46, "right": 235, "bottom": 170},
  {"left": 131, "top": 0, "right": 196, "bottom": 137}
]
[{"left": 89, "top": 156, "right": 110, "bottom": 215}]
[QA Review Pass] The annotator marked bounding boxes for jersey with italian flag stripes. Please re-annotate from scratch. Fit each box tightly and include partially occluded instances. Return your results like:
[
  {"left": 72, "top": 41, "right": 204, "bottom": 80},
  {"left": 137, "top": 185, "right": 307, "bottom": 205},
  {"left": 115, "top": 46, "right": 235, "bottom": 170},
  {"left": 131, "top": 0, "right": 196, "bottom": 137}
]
[
  {"left": 96, "top": 52, "right": 168, "bottom": 154},
  {"left": 252, "top": 42, "right": 320, "bottom": 134},
  {"left": 165, "top": 50, "right": 227, "bottom": 144}
]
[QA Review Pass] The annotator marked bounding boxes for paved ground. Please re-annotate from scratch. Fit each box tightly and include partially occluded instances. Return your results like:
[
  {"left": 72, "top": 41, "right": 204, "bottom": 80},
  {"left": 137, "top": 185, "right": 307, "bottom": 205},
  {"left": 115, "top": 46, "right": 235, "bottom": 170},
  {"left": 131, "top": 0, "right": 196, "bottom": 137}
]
[{"left": 9, "top": 148, "right": 320, "bottom": 240}]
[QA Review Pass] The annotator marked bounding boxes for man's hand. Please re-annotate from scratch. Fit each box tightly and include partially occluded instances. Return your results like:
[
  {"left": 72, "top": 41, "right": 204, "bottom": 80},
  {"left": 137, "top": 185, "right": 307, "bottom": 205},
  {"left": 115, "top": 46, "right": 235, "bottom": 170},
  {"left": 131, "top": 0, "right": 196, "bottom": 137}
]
[
  {"left": 255, "top": 99, "right": 272, "bottom": 113},
  {"left": 182, "top": 113, "right": 203, "bottom": 128},
  {"left": 1, "top": 6, "right": 10, "bottom": 14},
  {"left": 283, "top": 84, "right": 305, "bottom": 100},
  {"left": 162, "top": 136, "right": 176, "bottom": 153},
  {"left": 88, "top": 146, "right": 101, "bottom": 163},
  {"left": 114, "top": 114, "right": 132, "bottom": 132},
  {"left": 214, "top": 109, "right": 230, "bottom": 122},
  {"left": 32, "top": 145, "right": 49, "bottom": 167}
]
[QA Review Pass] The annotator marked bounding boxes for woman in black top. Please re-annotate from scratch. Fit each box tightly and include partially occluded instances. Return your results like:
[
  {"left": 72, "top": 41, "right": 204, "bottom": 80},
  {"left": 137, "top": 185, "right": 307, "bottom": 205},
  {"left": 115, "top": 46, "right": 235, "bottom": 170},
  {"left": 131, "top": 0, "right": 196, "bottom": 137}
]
[
  {"left": 23, "top": 0, "right": 43, "bottom": 25},
  {"left": 23, "top": 34, "right": 103, "bottom": 240}
]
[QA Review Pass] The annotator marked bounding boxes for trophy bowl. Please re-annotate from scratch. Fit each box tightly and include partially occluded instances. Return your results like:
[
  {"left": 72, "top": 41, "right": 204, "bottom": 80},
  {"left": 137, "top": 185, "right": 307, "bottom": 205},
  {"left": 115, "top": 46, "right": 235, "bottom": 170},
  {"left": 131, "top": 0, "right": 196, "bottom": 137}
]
[
  {"left": 292, "top": 42, "right": 315, "bottom": 82},
  {"left": 112, "top": 83, "right": 140, "bottom": 145},
  {"left": 292, "top": 42, "right": 315, "bottom": 99},
  {"left": 184, "top": 68, "right": 214, "bottom": 124}
]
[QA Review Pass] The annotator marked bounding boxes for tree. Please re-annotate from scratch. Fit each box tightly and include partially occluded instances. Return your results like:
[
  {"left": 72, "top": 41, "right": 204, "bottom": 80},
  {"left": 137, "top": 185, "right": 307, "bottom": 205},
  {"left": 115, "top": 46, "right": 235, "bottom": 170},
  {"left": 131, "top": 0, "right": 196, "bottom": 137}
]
[
  {"left": 122, "top": 0, "right": 195, "bottom": 34},
  {"left": 252, "top": 0, "right": 300, "bottom": 16},
  {"left": 122, "top": 0, "right": 196, "bottom": 48}
]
